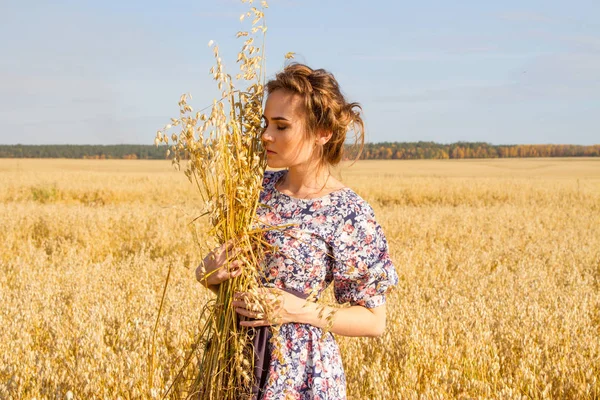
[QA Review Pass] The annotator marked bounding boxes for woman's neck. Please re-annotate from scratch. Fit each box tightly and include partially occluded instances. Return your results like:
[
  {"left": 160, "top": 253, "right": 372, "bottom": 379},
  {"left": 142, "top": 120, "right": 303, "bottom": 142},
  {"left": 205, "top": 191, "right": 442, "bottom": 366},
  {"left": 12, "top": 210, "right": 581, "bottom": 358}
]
[{"left": 279, "top": 164, "right": 332, "bottom": 198}]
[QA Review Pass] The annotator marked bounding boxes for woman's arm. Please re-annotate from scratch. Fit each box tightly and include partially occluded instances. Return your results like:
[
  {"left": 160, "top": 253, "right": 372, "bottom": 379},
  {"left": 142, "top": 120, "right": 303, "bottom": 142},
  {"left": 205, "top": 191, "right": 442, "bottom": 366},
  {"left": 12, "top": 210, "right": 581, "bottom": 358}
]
[
  {"left": 232, "top": 289, "right": 387, "bottom": 337},
  {"left": 290, "top": 300, "right": 387, "bottom": 337}
]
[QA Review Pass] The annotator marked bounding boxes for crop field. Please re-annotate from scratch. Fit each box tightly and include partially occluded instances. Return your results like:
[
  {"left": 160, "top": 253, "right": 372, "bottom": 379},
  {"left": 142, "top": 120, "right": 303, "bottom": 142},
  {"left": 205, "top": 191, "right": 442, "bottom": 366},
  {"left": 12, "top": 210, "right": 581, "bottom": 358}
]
[{"left": 1, "top": 158, "right": 599, "bottom": 399}]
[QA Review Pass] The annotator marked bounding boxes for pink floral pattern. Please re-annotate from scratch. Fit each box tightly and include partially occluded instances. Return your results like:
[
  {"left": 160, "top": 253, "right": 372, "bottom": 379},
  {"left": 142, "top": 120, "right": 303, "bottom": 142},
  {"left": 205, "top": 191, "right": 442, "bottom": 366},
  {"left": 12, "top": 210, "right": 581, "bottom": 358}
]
[{"left": 256, "top": 170, "right": 398, "bottom": 399}]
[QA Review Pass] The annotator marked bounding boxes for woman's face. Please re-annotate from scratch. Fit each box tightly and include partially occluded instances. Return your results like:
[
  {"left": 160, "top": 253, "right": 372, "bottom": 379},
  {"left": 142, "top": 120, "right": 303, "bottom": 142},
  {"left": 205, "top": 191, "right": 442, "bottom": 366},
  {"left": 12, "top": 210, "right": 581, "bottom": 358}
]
[{"left": 262, "top": 89, "right": 316, "bottom": 170}]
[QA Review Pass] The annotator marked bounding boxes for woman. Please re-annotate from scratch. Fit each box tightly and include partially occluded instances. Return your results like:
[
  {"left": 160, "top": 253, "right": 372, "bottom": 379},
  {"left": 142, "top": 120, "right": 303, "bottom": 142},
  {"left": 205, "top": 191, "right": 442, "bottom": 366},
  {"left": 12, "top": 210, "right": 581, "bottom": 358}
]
[{"left": 197, "top": 63, "right": 398, "bottom": 399}]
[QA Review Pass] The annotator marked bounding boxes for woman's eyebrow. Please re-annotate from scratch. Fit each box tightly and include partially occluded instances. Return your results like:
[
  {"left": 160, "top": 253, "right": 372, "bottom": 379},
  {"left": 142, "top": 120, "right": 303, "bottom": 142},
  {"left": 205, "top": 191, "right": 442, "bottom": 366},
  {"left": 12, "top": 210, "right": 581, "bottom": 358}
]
[{"left": 269, "top": 116, "right": 290, "bottom": 122}]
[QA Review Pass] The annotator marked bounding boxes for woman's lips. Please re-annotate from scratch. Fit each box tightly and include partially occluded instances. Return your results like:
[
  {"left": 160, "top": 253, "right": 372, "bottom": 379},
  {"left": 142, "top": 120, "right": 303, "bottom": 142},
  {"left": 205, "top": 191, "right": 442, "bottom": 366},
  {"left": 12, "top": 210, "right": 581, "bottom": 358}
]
[{"left": 267, "top": 150, "right": 276, "bottom": 154}]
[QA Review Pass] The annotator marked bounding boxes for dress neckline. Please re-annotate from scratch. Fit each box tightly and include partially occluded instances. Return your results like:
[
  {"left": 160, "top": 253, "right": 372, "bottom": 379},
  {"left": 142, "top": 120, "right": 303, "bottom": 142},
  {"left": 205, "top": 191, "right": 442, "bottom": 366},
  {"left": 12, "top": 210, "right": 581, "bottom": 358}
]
[{"left": 271, "top": 170, "right": 349, "bottom": 203}]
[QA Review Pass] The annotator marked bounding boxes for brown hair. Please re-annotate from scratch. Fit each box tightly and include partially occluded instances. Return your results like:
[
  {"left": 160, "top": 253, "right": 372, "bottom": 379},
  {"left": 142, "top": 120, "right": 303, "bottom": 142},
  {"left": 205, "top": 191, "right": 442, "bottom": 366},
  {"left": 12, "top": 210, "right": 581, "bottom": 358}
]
[{"left": 265, "top": 63, "right": 365, "bottom": 166}]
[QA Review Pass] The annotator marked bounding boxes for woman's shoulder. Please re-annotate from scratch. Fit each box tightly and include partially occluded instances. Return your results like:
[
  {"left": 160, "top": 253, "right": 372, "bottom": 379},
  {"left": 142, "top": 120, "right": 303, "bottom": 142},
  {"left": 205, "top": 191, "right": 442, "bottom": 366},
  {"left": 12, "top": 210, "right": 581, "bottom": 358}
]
[{"left": 333, "top": 187, "right": 375, "bottom": 218}]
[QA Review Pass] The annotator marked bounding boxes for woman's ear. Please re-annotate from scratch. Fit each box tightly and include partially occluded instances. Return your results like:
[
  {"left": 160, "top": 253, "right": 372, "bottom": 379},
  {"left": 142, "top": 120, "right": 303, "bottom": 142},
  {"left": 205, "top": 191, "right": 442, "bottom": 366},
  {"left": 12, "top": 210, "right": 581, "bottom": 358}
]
[{"left": 316, "top": 130, "right": 333, "bottom": 146}]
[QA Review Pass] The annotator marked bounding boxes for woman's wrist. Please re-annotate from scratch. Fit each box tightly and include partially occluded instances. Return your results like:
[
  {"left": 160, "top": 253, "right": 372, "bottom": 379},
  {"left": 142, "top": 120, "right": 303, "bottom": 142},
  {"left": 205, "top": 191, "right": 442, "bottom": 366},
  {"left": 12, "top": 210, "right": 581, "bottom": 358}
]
[
  {"left": 286, "top": 301, "right": 332, "bottom": 329},
  {"left": 206, "top": 282, "right": 220, "bottom": 295}
]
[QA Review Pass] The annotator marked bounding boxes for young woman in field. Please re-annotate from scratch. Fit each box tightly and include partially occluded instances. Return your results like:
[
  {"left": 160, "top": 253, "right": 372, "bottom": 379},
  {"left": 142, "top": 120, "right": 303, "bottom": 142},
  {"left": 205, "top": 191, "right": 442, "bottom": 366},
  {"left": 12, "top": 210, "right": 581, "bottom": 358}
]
[{"left": 196, "top": 63, "right": 398, "bottom": 399}]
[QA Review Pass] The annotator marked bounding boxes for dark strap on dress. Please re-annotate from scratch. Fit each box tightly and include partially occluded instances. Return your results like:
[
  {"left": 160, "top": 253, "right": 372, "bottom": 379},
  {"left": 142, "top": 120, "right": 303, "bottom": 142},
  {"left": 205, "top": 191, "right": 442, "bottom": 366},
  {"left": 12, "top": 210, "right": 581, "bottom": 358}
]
[{"left": 250, "top": 287, "right": 309, "bottom": 400}]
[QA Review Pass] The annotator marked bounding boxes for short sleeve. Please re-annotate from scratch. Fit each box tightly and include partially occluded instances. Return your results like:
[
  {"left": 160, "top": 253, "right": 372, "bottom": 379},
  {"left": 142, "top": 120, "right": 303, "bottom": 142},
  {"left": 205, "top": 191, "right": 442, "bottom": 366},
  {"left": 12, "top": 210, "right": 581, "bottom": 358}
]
[{"left": 332, "top": 203, "right": 398, "bottom": 308}]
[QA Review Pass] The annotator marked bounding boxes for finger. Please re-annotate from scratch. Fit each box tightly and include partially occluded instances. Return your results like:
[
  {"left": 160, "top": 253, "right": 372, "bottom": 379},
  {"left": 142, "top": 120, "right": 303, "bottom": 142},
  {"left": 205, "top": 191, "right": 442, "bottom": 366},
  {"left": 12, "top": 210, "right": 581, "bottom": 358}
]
[
  {"left": 233, "top": 291, "right": 255, "bottom": 302},
  {"left": 231, "top": 300, "right": 246, "bottom": 308},
  {"left": 223, "top": 262, "right": 242, "bottom": 279},
  {"left": 221, "top": 238, "right": 236, "bottom": 250},
  {"left": 195, "top": 264, "right": 205, "bottom": 281},
  {"left": 235, "top": 304, "right": 267, "bottom": 318},
  {"left": 215, "top": 259, "right": 242, "bottom": 273},
  {"left": 240, "top": 319, "right": 272, "bottom": 328},
  {"left": 233, "top": 292, "right": 247, "bottom": 301},
  {"left": 211, "top": 259, "right": 242, "bottom": 278},
  {"left": 221, "top": 237, "right": 248, "bottom": 254},
  {"left": 221, "top": 249, "right": 244, "bottom": 266},
  {"left": 212, "top": 240, "right": 236, "bottom": 260},
  {"left": 229, "top": 268, "right": 243, "bottom": 279},
  {"left": 235, "top": 307, "right": 257, "bottom": 319}
]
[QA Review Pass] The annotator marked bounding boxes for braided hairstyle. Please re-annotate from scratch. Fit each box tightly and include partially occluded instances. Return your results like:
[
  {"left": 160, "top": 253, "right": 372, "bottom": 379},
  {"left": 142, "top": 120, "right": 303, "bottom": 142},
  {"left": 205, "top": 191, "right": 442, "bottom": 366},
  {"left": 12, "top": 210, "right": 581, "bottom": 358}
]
[{"left": 265, "top": 63, "right": 365, "bottom": 166}]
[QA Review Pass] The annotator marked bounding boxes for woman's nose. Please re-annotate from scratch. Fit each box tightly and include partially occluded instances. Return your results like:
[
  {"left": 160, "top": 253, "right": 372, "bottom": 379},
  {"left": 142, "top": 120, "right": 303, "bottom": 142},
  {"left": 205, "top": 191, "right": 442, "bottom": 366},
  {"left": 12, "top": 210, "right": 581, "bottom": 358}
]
[{"left": 261, "top": 127, "right": 273, "bottom": 143}]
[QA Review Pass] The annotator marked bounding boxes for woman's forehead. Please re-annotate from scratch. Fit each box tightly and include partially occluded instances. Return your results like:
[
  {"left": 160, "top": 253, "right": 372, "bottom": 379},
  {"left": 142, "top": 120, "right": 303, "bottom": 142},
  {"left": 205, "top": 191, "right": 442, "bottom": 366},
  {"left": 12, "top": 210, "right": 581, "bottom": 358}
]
[{"left": 265, "top": 90, "right": 305, "bottom": 119}]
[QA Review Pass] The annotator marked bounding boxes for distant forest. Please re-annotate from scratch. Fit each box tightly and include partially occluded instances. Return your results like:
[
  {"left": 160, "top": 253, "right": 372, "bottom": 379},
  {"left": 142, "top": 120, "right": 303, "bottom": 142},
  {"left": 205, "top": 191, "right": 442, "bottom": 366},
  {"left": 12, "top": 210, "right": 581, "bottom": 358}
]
[{"left": 0, "top": 143, "right": 599, "bottom": 160}]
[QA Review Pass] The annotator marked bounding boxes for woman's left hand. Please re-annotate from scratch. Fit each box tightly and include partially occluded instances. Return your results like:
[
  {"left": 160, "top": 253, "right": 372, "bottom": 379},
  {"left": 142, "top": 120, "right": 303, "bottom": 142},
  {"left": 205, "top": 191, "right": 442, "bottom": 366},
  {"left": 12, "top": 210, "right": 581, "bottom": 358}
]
[{"left": 232, "top": 288, "right": 307, "bottom": 327}]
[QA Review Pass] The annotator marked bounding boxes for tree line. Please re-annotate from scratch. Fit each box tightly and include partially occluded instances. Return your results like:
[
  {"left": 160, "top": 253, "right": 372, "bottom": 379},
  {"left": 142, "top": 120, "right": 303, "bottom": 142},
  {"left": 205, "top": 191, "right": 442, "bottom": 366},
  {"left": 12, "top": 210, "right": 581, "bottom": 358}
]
[
  {"left": 0, "top": 142, "right": 598, "bottom": 160},
  {"left": 0, "top": 145, "right": 165, "bottom": 160},
  {"left": 360, "top": 142, "right": 600, "bottom": 159}
]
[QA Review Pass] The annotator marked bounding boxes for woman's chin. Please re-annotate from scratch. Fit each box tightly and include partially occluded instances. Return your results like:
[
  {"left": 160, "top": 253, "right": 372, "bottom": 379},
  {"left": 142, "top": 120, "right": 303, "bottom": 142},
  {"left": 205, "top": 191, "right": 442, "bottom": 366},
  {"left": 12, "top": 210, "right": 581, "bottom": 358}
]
[{"left": 266, "top": 159, "right": 284, "bottom": 169}]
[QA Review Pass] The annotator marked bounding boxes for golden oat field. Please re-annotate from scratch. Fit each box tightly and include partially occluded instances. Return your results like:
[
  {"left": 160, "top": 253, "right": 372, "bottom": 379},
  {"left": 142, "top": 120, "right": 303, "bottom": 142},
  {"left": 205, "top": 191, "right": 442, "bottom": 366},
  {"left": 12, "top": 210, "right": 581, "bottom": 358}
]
[{"left": 1, "top": 157, "right": 599, "bottom": 399}]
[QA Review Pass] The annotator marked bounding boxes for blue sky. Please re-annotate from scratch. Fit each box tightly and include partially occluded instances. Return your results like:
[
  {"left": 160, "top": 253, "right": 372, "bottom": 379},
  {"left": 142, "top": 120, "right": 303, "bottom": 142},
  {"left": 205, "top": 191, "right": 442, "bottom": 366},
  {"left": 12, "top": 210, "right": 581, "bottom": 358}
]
[{"left": 1, "top": 0, "right": 598, "bottom": 145}]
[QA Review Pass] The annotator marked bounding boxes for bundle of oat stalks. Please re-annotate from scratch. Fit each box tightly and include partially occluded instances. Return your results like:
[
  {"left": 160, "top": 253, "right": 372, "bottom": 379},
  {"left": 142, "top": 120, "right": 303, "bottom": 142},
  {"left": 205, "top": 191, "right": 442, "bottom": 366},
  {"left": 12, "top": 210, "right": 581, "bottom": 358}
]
[{"left": 155, "top": 1, "right": 271, "bottom": 398}]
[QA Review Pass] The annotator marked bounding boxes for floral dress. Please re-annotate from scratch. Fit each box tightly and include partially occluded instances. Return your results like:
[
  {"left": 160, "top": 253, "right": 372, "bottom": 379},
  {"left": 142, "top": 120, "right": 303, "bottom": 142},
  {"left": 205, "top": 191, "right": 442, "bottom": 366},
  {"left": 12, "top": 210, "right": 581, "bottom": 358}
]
[{"left": 253, "top": 170, "right": 398, "bottom": 400}]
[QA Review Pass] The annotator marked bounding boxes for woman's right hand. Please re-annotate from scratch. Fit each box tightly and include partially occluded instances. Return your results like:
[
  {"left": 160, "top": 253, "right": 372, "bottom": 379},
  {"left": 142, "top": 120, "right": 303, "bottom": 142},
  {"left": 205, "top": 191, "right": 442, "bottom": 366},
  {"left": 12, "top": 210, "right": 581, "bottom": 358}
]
[{"left": 195, "top": 240, "right": 244, "bottom": 289}]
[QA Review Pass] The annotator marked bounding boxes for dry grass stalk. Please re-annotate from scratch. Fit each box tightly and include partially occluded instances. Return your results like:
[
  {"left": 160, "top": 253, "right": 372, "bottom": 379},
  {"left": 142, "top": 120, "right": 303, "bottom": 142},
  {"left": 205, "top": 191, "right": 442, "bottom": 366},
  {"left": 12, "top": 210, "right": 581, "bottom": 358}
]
[
  {"left": 0, "top": 158, "right": 599, "bottom": 398},
  {"left": 154, "top": 1, "right": 270, "bottom": 398}
]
